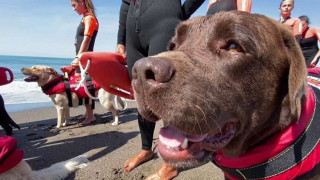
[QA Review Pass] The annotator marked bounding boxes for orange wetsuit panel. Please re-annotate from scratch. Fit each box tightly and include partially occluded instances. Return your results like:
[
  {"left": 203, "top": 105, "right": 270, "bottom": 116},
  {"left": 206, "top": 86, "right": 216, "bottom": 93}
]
[
  {"left": 82, "top": 14, "right": 99, "bottom": 37},
  {"left": 236, "top": 0, "right": 252, "bottom": 12},
  {"left": 75, "top": 12, "right": 99, "bottom": 54}
]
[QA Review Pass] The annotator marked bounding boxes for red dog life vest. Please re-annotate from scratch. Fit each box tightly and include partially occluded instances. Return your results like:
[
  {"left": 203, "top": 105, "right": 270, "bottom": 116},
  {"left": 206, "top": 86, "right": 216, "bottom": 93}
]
[
  {"left": 0, "top": 135, "right": 23, "bottom": 175},
  {"left": 41, "top": 72, "right": 100, "bottom": 99},
  {"left": 212, "top": 69, "right": 320, "bottom": 179}
]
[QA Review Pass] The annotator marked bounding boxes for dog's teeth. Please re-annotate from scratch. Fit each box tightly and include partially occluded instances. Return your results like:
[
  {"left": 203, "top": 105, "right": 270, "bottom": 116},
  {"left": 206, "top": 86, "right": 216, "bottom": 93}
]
[{"left": 181, "top": 138, "right": 188, "bottom": 149}]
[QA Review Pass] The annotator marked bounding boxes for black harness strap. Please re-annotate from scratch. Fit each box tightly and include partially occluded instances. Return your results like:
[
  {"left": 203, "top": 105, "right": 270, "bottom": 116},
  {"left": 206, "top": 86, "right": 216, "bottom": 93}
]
[
  {"left": 78, "top": 98, "right": 83, "bottom": 106},
  {"left": 212, "top": 85, "right": 320, "bottom": 180},
  {"left": 86, "top": 75, "right": 95, "bottom": 110},
  {"left": 63, "top": 77, "right": 73, "bottom": 107}
]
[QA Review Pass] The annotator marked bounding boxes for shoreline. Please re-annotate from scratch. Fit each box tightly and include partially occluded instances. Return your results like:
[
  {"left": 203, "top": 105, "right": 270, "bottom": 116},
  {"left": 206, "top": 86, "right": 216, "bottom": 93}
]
[{"left": 5, "top": 102, "right": 53, "bottom": 113}]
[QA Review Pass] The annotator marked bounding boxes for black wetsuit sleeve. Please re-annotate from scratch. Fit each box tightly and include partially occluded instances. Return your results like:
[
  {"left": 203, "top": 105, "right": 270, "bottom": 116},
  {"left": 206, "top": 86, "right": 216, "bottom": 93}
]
[
  {"left": 181, "top": 0, "right": 205, "bottom": 20},
  {"left": 117, "top": 0, "right": 130, "bottom": 45}
]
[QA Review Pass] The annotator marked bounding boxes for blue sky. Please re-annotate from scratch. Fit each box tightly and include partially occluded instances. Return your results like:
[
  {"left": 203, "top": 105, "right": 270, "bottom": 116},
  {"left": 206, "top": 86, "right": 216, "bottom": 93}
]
[{"left": 1, "top": 0, "right": 319, "bottom": 58}]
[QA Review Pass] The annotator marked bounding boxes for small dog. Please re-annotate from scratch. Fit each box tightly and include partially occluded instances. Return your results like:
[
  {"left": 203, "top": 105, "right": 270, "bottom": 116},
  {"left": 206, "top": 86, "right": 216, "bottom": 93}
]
[
  {"left": 0, "top": 135, "right": 88, "bottom": 180},
  {"left": 132, "top": 11, "right": 320, "bottom": 179},
  {"left": 21, "top": 65, "right": 123, "bottom": 128}
]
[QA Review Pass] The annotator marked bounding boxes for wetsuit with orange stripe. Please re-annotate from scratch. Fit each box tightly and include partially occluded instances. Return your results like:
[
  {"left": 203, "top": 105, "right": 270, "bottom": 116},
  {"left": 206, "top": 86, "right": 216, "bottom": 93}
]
[
  {"left": 207, "top": 0, "right": 252, "bottom": 15},
  {"left": 75, "top": 12, "right": 99, "bottom": 54},
  {"left": 301, "top": 26, "right": 320, "bottom": 67}
]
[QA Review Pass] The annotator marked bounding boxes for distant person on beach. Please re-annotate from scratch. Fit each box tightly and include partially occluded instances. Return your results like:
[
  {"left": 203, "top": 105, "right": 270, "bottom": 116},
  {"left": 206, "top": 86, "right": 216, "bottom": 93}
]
[
  {"left": 70, "top": 0, "right": 99, "bottom": 126},
  {"left": 115, "top": 0, "right": 205, "bottom": 179},
  {"left": 298, "top": 15, "right": 320, "bottom": 68},
  {"left": 207, "top": 0, "right": 252, "bottom": 15},
  {"left": 279, "top": 0, "right": 303, "bottom": 44}
]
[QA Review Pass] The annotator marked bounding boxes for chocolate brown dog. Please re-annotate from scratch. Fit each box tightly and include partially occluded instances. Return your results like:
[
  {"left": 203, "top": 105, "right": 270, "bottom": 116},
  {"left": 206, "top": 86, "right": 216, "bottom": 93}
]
[{"left": 132, "top": 11, "right": 320, "bottom": 179}]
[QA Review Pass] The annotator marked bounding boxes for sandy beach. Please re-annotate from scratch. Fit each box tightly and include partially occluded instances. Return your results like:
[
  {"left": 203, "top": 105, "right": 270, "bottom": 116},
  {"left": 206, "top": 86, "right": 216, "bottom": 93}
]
[{"left": 3, "top": 101, "right": 224, "bottom": 180}]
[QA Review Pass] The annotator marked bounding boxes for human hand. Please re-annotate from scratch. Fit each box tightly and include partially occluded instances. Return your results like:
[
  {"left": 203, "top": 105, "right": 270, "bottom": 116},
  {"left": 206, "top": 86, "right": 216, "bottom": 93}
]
[
  {"left": 71, "top": 57, "right": 80, "bottom": 67},
  {"left": 116, "top": 44, "right": 126, "bottom": 59},
  {"left": 310, "top": 58, "right": 319, "bottom": 68}
]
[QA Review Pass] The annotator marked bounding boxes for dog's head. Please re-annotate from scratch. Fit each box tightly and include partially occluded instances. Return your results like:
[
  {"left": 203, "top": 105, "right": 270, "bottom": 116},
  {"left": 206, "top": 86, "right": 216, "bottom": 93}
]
[
  {"left": 132, "top": 11, "right": 307, "bottom": 167},
  {"left": 21, "top": 65, "right": 60, "bottom": 87}
]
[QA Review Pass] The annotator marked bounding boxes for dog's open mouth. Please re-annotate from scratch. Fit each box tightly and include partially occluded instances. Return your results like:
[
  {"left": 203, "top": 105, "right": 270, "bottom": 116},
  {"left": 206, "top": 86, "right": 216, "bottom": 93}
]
[
  {"left": 23, "top": 76, "right": 39, "bottom": 82},
  {"left": 158, "top": 122, "right": 236, "bottom": 163}
]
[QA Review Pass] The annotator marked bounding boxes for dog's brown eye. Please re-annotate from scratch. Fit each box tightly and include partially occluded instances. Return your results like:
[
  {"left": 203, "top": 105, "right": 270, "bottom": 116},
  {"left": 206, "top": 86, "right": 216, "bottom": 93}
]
[{"left": 227, "top": 43, "right": 243, "bottom": 53}]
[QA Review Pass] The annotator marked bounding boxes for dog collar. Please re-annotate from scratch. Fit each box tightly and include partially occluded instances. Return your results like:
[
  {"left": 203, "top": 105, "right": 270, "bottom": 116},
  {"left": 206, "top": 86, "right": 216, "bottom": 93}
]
[
  {"left": 212, "top": 85, "right": 320, "bottom": 180},
  {"left": 41, "top": 76, "right": 65, "bottom": 95}
]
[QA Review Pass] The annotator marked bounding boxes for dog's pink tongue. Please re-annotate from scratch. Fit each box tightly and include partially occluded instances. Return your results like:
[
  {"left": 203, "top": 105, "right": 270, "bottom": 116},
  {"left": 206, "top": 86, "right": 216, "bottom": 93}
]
[
  {"left": 159, "top": 126, "right": 207, "bottom": 148},
  {"left": 23, "top": 76, "right": 39, "bottom": 82}
]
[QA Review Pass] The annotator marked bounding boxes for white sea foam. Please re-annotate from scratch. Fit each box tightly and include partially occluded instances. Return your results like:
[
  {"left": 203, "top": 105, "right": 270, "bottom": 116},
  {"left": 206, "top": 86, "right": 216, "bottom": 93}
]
[{"left": 0, "top": 80, "right": 50, "bottom": 104}]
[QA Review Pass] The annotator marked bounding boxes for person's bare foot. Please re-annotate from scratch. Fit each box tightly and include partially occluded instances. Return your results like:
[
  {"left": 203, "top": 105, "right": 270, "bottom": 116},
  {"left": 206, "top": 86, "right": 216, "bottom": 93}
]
[
  {"left": 145, "top": 163, "right": 178, "bottom": 180},
  {"left": 77, "top": 117, "right": 96, "bottom": 127},
  {"left": 74, "top": 114, "right": 86, "bottom": 122},
  {"left": 124, "top": 150, "right": 154, "bottom": 172}
]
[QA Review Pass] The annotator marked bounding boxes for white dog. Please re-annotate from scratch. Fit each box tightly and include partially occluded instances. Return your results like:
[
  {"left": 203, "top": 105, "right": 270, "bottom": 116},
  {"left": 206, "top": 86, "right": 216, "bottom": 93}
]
[{"left": 21, "top": 65, "right": 124, "bottom": 128}]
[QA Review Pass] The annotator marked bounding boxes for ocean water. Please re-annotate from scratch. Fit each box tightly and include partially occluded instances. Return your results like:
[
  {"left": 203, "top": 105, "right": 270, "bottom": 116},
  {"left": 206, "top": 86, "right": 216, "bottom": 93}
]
[{"left": 0, "top": 55, "right": 72, "bottom": 112}]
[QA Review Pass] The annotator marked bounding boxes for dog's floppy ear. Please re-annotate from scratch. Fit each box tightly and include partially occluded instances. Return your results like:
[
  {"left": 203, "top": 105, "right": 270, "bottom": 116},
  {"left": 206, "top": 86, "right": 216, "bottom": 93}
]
[
  {"left": 46, "top": 67, "right": 58, "bottom": 75},
  {"left": 167, "top": 16, "right": 205, "bottom": 51},
  {"left": 279, "top": 23, "right": 307, "bottom": 121},
  {"left": 167, "top": 23, "right": 190, "bottom": 51}
]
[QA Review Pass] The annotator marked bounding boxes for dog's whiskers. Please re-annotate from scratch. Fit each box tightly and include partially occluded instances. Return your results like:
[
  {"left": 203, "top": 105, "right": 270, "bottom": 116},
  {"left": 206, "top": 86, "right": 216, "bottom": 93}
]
[{"left": 194, "top": 105, "right": 206, "bottom": 135}]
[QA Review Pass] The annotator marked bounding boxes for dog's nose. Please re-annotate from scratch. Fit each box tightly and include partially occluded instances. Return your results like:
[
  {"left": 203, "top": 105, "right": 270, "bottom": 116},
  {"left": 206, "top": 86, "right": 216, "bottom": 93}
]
[{"left": 132, "top": 57, "right": 175, "bottom": 95}]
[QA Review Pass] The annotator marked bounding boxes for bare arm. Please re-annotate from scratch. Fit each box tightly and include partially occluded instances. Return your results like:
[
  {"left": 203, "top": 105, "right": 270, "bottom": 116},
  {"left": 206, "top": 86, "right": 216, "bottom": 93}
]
[
  {"left": 72, "top": 36, "right": 92, "bottom": 66},
  {"left": 292, "top": 19, "right": 303, "bottom": 44},
  {"left": 310, "top": 28, "right": 320, "bottom": 66}
]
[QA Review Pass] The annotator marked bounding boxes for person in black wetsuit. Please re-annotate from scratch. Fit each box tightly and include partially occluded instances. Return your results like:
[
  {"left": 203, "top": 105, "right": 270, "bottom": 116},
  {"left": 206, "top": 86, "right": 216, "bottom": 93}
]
[
  {"left": 115, "top": 0, "right": 205, "bottom": 179},
  {"left": 298, "top": 15, "right": 320, "bottom": 68}
]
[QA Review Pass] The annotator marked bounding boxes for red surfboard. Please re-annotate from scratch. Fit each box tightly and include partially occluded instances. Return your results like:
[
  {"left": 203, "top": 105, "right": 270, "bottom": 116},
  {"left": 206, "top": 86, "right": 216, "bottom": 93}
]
[{"left": 78, "top": 52, "right": 134, "bottom": 100}]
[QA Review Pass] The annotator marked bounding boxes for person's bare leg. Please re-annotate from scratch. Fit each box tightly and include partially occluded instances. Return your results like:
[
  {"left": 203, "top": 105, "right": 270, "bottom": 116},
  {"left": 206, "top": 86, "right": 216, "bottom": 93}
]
[
  {"left": 145, "top": 163, "right": 178, "bottom": 180},
  {"left": 78, "top": 105, "right": 95, "bottom": 126},
  {"left": 124, "top": 150, "right": 154, "bottom": 172}
]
